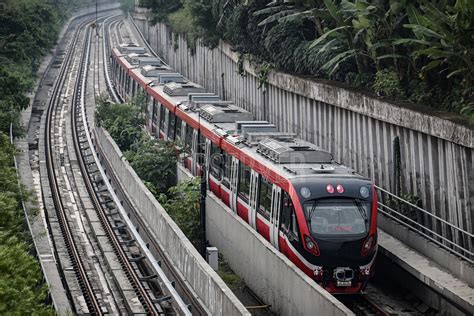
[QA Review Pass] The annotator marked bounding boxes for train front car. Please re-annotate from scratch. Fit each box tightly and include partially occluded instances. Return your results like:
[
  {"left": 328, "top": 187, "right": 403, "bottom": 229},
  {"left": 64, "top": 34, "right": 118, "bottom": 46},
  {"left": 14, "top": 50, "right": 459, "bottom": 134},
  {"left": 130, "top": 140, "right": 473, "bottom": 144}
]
[{"left": 287, "top": 175, "right": 378, "bottom": 294}]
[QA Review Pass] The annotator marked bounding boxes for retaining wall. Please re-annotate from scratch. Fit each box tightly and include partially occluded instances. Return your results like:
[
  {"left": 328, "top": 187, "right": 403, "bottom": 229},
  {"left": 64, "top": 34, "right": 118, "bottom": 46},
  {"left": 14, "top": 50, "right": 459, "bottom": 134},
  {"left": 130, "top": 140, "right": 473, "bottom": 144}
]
[
  {"left": 133, "top": 14, "right": 473, "bottom": 259},
  {"left": 176, "top": 166, "right": 354, "bottom": 316},
  {"left": 94, "top": 127, "right": 249, "bottom": 316}
]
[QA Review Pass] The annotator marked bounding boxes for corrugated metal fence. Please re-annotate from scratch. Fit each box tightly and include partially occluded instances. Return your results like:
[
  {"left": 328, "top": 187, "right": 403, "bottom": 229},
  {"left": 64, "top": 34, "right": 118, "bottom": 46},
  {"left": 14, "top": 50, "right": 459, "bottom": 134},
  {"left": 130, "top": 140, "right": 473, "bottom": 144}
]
[{"left": 132, "top": 16, "right": 473, "bottom": 262}]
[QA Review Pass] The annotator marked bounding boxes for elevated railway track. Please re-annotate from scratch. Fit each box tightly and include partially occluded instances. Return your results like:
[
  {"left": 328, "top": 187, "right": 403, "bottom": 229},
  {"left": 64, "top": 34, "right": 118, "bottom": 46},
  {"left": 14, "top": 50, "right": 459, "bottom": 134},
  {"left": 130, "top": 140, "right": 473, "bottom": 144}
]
[{"left": 37, "top": 11, "right": 200, "bottom": 315}]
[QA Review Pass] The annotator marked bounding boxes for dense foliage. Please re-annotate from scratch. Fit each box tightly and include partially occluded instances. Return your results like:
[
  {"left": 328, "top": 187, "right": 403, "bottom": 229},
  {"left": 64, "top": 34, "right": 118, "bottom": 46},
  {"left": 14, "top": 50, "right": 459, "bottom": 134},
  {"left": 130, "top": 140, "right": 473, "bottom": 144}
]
[
  {"left": 0, "top": 0, "right": 96, "bottom": 311},
  {"left": 96, "top": 97, "right": 202, "bottom": 250},
  {"left": 96, "top": 96, "right": 145, "bottom": 150},
  {"left": 159, "top": 178, "right": 201, "bottom": 249},
  {"left": 0, "top": 0, "right": 95, "bottom": 134},
  {"left": 0, "top": 133, "right": 53, "bottom": 314},
  {"left": 125, "top": 137, "right": 177, "bottom": 193},
  {"left": 140, "top": 0, "right": 474, "bottom": 121}
]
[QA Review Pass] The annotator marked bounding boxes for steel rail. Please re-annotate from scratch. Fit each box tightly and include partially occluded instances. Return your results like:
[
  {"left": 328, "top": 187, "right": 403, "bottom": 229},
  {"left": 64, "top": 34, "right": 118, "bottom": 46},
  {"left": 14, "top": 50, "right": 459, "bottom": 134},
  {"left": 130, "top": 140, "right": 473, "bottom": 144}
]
[
  {"left": 44, "top": 19, "right": 103, "bottom": 315},
  {"left": 103, "top": 14, "right": 123, "bottom": 103},
  {"left": 72, "top": 25, "right": 162, "bottom": 315},
  {"left": 101, "top": 16, "right": 208, "bottom": 315}
]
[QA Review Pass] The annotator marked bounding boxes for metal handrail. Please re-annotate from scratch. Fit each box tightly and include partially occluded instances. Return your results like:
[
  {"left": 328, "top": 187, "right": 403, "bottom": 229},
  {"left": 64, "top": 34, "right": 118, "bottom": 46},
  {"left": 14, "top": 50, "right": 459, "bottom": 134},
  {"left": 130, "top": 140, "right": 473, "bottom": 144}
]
[
  {"left": 376, "top": 186, "right": 473, "bottom": 238},
  {"left": 378, "top": 204, "right": 473, "bottom": 263},
  {"left": 375, "top": 186, "right": 473, "bottom": 264}
]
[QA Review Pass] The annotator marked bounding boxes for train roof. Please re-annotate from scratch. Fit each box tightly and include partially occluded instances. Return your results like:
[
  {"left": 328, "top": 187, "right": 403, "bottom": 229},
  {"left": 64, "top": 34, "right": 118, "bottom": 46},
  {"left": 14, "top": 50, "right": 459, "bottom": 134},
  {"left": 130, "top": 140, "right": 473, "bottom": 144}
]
[
  {"left": 112, "top": 46, "right": 369, "bottom": 187},
  {"left": 118, "top": 43, "right": 146, "bottom": 54}
]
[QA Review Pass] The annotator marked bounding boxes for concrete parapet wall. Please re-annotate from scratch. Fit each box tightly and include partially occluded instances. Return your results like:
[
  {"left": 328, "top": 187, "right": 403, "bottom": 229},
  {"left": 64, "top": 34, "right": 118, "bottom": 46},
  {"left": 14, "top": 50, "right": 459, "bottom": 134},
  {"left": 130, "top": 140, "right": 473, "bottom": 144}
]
[
  {"left": 379, "top": 218, "right": 474, "bottom": 286},
  {"left": 94, "top": 127, "right": 249, "bottom": 315},
  {"left": 133, "top": 17, "right": 473, "bottom": 270},
  {"left": 176, "top": 166, "right": 354, "bottom": 316}
]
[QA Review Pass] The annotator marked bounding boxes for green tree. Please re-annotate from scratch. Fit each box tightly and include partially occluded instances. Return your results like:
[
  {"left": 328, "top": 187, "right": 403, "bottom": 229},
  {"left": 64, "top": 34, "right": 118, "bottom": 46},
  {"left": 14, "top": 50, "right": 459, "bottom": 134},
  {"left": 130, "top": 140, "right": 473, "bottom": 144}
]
[
  {"left": 96, "top": 97, "right": 144, "bottom": 150},
  {"left": 125, "top": 136, "right": 177, "bottom": 193},
  {"left": 159, "top": 178, "right": 201, "bottom": 249},
  {"left": 0, "top": 236, "right": 54, "bottom": 315}
]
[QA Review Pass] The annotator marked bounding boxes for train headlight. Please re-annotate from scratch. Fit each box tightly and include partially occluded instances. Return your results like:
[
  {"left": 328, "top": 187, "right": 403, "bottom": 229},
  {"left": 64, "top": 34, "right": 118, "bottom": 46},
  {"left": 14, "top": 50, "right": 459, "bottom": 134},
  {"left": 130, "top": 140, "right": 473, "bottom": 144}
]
[
  {"left": 361, "top": 235, "right": 374, "bottom": 256},
  {"left": 300, "top": 187, "right": 311, "bottom": 198},
  {"left": 304, "top": 235, "right": 320, "bottom": 256},
  {"left": 313, "top": 266, "right": 324, "bottom": 277},
  {"left": 326, "top": 184, "right": 335, "bottom": 194},
  {"left": 360, "top": 186, "right": 370, "bottom": 198},
  {"left": 336, "top": 184, "right": 344, "bottom": 193},
  {"left": 359, "top": 266, "right": 371, "bottom": 276}
]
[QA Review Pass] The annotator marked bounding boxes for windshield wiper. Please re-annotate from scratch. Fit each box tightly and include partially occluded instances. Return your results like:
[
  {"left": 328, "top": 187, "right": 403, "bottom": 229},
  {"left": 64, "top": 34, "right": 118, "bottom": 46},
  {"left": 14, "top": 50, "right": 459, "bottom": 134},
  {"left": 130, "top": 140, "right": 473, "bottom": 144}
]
[
  {"left": 355, "top": 199, "right": 368, "bottom": 223},
  {"left": 307, "top": 200, "right": 317, "bottom": 223}
]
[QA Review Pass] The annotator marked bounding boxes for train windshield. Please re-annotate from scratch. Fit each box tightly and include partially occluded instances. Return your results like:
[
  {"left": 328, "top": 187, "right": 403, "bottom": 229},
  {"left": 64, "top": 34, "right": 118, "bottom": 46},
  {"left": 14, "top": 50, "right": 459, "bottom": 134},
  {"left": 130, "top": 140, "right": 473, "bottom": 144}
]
[{"left": 304, "top": 199, "right": 370, "bottom": 236}]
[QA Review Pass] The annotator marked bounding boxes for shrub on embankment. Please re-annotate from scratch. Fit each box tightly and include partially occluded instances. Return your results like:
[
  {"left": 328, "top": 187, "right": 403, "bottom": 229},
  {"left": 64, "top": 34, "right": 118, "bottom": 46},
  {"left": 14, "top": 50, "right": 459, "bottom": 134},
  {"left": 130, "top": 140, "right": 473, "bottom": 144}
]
[
  {"left": 95, "top": 97, "right": 202, "bottom": 249},
  {"left": 0, "top": 133, "right": 53, "bottom": 314},
  {"left": 138, "top": 0, "right": 474, "bottom": 123}
]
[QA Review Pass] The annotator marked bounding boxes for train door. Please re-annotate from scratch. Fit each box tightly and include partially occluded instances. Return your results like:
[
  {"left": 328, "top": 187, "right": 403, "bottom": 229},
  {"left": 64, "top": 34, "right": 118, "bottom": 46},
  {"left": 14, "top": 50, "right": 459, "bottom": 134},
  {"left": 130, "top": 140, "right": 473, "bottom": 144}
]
[
  {"left": 229, "top": 157, "right": 239, "bottom": 212},
  {"left": 191, "top": 129, "right": 198, "bottom": 175},
  {"left": 220, "top": 152, "right": 232, "bottom": 206},
  {"left": 158, "top": 104, "right": 165, "bottom": 139},
  {"left": 151, "top": 100, "right": 158, "bottom": 135},
  {"left": 146, "top": 94, "right": 153, "bottom": 130},
  {"left": 183, "top": 123, "right": 193, "bottom": 171},
  {"left": 175, "top": 118, "right": 183, "bottom": 141},
  {"left": 204, "top": 138, "right": 211, "bottom": 185},
  {"left": 168, "top": 112, "right": 176, "bottom": 140},
  {"left": 163, "top": 108, "right": 170, "bottom": 140},
  {"left": 248, "top": 171, "right": 259, "bottom": 230},
  {"left": 208, "top": 142, "right": 222, "bottom": 197},
  {"left": 270, "top": 185, "right": 282, "bottom": 250}
]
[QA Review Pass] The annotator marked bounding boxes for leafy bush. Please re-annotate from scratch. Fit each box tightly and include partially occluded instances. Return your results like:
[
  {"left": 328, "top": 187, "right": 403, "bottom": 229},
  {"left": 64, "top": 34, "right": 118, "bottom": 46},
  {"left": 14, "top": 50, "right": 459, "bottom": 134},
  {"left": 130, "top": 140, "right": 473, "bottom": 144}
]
[
  {"left": 141, "top": 0, "right": 474, "bottom": 121},
  {"left": 373, "top": 69, "right": 405, "bottom": 99},
  {"left": 345, "top": 72, "right": 374, "bottom": 89},
  {"left": 125, "top": 136, "right": 177, "bottom": 193},
  {"left": 406, "top": 79, "right": 432, "bottom": 105},
  {"left": 0, "top": 132, "right": 53, "bottom": 314},
  {"left": 264, "top": 20, "right": 307, "bottom": 72},
  {"left": 159, "top": 178, "right": 201, "bottom": 249},
  {"left": 95, "top": 97, "right": 144, "bottom": 151}
]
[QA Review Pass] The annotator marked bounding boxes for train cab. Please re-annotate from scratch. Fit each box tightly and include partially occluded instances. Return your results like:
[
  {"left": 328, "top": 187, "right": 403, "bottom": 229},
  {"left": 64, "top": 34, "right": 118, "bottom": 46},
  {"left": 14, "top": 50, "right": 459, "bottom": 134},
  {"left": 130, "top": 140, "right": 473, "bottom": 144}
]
[{"left": 287, "top": 175, "right": 378, "bottom": 293}]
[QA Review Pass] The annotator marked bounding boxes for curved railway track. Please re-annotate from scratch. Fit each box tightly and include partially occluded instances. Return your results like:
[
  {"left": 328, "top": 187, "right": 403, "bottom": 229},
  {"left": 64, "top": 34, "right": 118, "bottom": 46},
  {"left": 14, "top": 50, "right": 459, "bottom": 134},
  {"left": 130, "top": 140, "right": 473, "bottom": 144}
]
[
  {"left": 42, "top": 14, "right": 194, "bottom": 314},
  {"left": 72, "top": 23, "right": 162, "bottom": 315},
  {"left": 99, "top": 15, "right": 208, "bottom": 315},
  {"left": 44, "top": 19, "right": 103, "bottom": 315}
]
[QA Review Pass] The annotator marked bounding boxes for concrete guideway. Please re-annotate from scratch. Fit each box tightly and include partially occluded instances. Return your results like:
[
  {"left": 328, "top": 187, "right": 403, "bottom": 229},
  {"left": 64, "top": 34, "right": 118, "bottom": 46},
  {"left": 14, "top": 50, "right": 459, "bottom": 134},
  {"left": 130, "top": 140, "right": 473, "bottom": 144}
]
[
  {"left": 15, "top": 3, "right": 122, "bottom": 314},
  {"left": 378, "top": 230, "right": 474, "bottom": 315},
  {"left": 94, "top": 127, "right": 252, "bottom": 315}
]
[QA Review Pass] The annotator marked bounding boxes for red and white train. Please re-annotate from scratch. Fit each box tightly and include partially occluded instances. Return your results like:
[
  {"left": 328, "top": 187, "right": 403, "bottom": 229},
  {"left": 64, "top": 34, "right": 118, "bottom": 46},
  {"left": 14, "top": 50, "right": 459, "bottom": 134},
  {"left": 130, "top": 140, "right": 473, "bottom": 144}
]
[{"left": 110, "top": 43, "right": 378, "bottom": 294}]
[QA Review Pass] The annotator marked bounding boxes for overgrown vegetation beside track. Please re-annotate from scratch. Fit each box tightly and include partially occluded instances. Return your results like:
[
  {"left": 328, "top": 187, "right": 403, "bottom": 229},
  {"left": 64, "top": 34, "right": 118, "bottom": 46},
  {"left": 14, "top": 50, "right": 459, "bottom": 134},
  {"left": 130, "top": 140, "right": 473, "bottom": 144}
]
[
  {"left": 0, "top": 134, "right": 54, "bottom": 314},
  {"left": 136, "top": 0, "right": 474, "bottom": 122},
  {"left": 95, "top": 97, "right": 202, "bottom": 247},
  {"left": 0, "top": 0, "right": 95, "bottom": 311},
  {"left": 96, "top": 96, "right": 247, "bottom": 296}
]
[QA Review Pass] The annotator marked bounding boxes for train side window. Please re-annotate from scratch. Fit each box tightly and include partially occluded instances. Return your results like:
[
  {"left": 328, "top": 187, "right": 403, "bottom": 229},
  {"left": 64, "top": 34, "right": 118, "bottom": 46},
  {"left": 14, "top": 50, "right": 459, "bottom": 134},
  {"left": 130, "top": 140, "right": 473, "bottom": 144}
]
[
  {"left": 281, "top": 191, "right": 294, "bottom": 233},
  {"left": 168, "top": 112, "right": 176, "bottom": 140},
  {"left": 175, "top": 117, "right": 182, "bottom": 140},
  {"left": 159, "top": 104, "right": 166, "bottom": 133},
  {"left": 257, "top": 176, "right": 272, "bottom": 220},
  {"left": 238, "top": 163, "right": 251, "bottom": 204},
  {"left": 209, "top": 142, "right": 222, "bottom": 179},
  {"left": 222, "top": 152, "right": 231, "bottom": 188},
  {"left": 184, "top": 124, "right": 193, "bottom": 153},
  {"left": 152, "top": 102, "right": 158, "bottom": 122}
]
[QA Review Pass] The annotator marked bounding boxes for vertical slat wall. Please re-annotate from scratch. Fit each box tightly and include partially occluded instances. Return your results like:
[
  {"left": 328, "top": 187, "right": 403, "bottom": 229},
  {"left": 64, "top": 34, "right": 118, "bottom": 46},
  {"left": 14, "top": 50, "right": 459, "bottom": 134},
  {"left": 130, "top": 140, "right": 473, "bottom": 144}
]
[{"left": 136, "top": 18, "right": 473, "bottom": 253}]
